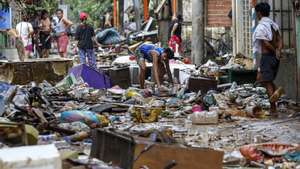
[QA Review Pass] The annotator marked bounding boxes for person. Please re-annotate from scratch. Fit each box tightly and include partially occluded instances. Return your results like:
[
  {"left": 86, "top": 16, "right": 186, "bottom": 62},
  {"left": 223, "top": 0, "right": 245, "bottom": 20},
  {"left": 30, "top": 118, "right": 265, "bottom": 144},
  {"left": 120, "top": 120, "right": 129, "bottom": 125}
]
[
  {"left": 253, "top": 2, "right": 283, "bottom": 116},
  {"left": 54, "top": 9, "right": 73, "bottom": 58},
  {"left": 3, "top": 29, "right": 25, "bottom": 61},
  {"left": 134, "top": 43, "right": 174, "bottom": 89},
  {"left": 39, "top": 10, "right": 51, "bottom": 58},
  {"left": 168, "top": 15, "right": 183, "bottom": 54},
  {"left": 104, "top": 10, "right": 112, "bottom": 28},
  {"left": 75, "top": 12, "right": 100, "bottom": 69},
  {"left": 16, "top": 15, "right": 34, "bottom": 59}
]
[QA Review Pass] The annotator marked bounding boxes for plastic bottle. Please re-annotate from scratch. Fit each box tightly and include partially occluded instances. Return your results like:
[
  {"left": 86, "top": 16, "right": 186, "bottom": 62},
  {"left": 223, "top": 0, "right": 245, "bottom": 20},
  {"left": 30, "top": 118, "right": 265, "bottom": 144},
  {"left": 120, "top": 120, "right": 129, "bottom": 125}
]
[{"left": 38, "top": 134, "right": 59, "bottom": 143}]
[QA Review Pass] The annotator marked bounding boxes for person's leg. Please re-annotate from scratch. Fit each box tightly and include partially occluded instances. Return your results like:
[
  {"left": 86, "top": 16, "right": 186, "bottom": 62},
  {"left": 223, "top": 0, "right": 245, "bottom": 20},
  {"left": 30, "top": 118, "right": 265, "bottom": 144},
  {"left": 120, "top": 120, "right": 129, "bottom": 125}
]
[
  {"left": 262, "top": 81, "right": 277, "bottom": 115},
  {"left": 44, "top": 49, "right": 49, "bottom": 58},
  {"left": 139, "top": 59, "right": 146, "bottom": 89},
  {"left": 79, "top": 49, "right": 86, "bottom": 64},
  {"left": 24, "top": 45, "right": 32, "bottom": 59},
  {"left": 87, "top": 49, "right": 97, "bottom": 69}
]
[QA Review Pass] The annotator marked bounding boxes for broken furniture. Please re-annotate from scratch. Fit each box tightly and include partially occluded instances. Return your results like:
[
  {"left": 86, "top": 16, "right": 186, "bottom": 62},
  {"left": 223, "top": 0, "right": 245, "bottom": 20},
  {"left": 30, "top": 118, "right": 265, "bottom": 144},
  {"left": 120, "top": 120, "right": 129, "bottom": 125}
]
[
  {"left": 0, "top": 58, "right": 73, "bottom": 85},
  {"left": 91, "top": 129, "right": 224, "bottom": 169}
]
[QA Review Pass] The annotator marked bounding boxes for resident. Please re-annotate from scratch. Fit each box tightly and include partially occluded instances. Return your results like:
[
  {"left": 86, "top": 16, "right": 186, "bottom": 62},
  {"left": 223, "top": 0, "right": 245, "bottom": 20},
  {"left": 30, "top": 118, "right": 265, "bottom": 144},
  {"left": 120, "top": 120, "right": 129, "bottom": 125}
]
[
  {"left": 253, "top": 2, "right": 283, "bottom": 116},
  {"left": 39, "top": 10, "right": 51, "bottom": 58},
  {"left": 16, "top": 15, "right": 34, "bottom": 59},
  {"left": 168, "top": 15, "right": 183, "bottom": 54},
  {"left": 54, "top": 9, "right": 73, "bottom": 58},
  {"left": 134, "top": 43, "right": 174, "bottom": 89},
  {"left": 75, "top": 12, "right": 100, "bottom": 69}
]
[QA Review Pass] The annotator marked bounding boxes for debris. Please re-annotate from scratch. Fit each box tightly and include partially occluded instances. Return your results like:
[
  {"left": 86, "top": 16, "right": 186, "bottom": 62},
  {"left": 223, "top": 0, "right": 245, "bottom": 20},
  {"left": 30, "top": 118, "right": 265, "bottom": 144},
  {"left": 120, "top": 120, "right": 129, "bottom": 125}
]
[
  {"left": 60, "top": 110, "right": 109, "bottom": 128},
  {"left": 0, "top": 144, "right": 62, "bottom": 169},
  {"left": 69, "top": 64, "right": 111, "bottom": 89},
  {"left": 189, "top": 111, "right": 219, "bottom": 124},
  {"left": 240, "top": 143, "right": 299, "bottom": 163},
  {"left": 130, "top": 107, "right": 162, "bottom": 123}
]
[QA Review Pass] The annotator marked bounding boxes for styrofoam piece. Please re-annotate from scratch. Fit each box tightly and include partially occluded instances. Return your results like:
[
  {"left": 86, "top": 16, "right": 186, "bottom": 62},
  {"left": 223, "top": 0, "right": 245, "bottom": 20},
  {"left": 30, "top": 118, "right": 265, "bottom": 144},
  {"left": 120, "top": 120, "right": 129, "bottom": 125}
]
[
  {"left": 190, "top": 111, "right": 219, "bottom": 125},
  {"left": 0, "top": 144, "right": 62, "bottom": 169}
]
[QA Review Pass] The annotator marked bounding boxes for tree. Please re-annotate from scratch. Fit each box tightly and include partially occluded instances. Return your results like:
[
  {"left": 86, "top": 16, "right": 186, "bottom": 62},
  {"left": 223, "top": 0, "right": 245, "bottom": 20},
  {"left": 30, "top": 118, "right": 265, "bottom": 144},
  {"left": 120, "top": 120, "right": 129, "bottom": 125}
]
[{"left": 65, "top": 0, "right": 112, "bottom": 27}]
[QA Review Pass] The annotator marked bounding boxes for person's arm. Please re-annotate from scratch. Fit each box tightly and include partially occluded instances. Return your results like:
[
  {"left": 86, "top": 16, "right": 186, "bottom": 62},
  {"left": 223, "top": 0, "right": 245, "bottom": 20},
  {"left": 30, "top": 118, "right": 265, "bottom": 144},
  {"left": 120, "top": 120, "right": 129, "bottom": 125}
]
[
  {"left": 262, "top": 40, "right": 276, "bottom": 53},
  {"left": 171, "top": 23, "right": 178, "bottom": 36},
  {"left": 62, "top": 18, "right": 73, "bottom": 28},
  {"left": 28, "top": 23, "right": 34, "bottom": 37},
  {"left": 164, "top": 59, "right": 173, "bottom": 84},
  {"left": 151, "top": 51, "right": 161, "bottom": 87},
  {"left": 92, "top": 27, "right": 101, "bottom": 47}
]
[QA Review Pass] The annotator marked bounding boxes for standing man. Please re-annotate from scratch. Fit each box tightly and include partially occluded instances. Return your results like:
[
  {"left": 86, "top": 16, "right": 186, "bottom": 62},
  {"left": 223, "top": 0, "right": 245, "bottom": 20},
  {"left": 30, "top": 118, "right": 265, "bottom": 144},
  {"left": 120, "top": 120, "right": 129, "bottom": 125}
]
[
  {"left": 75, "top": 12, "right": 100, "bottom": 69},
  {"left": 168, "top": 15, "right": 183, "bottom": 54},
  {"left": 134, "top": 43, "right": 174, "bottom": 89},
  {"left": 54, "top": 9, "right": 73, "bottom": 58},
  {"left": 39, "top": 10, "right": 51, "bottom": 58},
  {"left": 16, "top": 15, "right": 34, "bottom": 59},
  {"left": 253, "top": 2, "right": 283, "bottom": 116}
]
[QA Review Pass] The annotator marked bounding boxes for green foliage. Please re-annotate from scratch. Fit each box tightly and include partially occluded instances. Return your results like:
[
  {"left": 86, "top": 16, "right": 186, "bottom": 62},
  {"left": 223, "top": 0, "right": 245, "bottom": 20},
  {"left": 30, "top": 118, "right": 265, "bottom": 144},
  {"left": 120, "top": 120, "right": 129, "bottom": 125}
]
[
  {"left": 65, "top": 0, "right": 112, "bottom": 28},
  {"left": 24, "top": 0, "right": 58, "bottom": 15}
]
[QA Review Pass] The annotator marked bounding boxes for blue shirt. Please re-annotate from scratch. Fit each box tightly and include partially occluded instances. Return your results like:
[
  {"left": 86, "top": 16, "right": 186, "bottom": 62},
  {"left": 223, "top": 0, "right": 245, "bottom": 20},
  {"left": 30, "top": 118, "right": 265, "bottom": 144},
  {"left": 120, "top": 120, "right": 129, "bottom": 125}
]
[{"left": 138, "top": 44, "right": 163, "bottom": 62}]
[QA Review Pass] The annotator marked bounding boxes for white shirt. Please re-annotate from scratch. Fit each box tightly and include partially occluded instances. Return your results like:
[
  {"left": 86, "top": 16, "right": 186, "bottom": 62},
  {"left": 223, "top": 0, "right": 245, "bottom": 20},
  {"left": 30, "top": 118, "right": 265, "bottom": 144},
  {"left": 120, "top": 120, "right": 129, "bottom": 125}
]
[
  {"left": 253, "top": 17, "right": 279, "bottom": 54},
  {"left": 16, "top": 22, "right": 33, "bottom": 47}
]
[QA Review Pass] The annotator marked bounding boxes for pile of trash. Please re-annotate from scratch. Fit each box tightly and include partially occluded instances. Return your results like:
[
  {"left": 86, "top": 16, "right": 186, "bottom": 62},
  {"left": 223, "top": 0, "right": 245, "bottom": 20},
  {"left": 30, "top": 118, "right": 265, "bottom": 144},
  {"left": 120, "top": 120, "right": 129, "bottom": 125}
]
[
  {"left": 212, "top": 83, "right": 270, "bottom": 118},
  {"left": 0, "top": 69, "right": 299, "bottom": 169}
]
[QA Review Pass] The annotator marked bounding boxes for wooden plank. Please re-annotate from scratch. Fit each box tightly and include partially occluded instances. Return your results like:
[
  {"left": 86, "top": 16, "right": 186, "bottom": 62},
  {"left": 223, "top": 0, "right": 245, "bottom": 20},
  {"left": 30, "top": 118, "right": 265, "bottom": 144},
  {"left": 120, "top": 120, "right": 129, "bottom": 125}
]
[{"left": 134, "top": 142, "right": 224, "bottom": 169}]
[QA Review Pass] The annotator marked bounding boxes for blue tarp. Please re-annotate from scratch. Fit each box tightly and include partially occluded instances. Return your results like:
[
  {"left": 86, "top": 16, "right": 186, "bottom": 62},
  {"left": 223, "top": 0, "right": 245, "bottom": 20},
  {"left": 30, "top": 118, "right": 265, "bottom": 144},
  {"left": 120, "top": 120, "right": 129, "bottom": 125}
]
[{"left": 96, "top": 28, "right": 121, "bottom": 45}]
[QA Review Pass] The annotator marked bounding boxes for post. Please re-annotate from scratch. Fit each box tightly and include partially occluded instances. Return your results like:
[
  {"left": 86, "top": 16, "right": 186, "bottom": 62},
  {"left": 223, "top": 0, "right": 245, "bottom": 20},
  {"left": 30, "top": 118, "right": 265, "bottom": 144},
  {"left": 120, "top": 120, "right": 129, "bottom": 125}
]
[
  {"left": 133, "top": 0, "right": 142, "bottom": 31},
  {"left": 294, "top": 0, "right": 300, "bottom": 102},
  {"left": 192, "top": 0, "right": 205, "bottom": 65},
  {"left": 158, "top": 0, "right": 172, "bottom": 47},
  {"left": 144, "top": 0, "right": 149, "bottom": 21}
]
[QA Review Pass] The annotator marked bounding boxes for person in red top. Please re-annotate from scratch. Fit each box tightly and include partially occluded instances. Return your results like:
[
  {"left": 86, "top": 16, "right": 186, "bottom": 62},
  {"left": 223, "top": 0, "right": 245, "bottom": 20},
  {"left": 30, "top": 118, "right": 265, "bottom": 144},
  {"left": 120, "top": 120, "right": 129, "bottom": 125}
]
[{"left": 168, "top": 15, "right": 183, "bottom": 54}]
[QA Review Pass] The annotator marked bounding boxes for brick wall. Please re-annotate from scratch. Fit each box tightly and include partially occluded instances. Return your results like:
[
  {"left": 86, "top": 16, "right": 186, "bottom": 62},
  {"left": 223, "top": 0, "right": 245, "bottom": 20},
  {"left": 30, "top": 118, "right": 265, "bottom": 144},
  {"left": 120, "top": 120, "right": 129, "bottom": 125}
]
[{"left": 207, "top": 0, "right": 232, "bottom": 27}]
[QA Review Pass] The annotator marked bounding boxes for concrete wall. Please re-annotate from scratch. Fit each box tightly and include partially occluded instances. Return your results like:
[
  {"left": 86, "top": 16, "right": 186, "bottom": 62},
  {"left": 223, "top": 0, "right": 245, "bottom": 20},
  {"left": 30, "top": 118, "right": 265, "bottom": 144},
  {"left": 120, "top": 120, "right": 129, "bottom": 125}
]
[{"left": 275, "top": 54, "right": 298, "bottom": 101}]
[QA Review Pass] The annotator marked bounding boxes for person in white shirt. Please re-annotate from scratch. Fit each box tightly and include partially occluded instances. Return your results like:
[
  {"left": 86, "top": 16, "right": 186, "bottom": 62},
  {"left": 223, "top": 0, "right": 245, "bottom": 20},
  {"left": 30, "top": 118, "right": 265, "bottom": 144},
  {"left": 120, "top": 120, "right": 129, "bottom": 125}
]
[
  {"left": 253, "top": 2, "right": 283, "bottom": 116},
  {"left": 16, "top": 15, "right": 34, "bottom": 59}
]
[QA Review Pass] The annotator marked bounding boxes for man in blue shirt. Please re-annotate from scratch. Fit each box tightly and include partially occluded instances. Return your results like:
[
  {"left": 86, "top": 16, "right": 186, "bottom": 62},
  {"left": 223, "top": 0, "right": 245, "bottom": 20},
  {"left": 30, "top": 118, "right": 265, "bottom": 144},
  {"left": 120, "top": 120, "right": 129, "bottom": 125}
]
[{"left": 135, "top": 43, "right": 174, "bottom": 89}]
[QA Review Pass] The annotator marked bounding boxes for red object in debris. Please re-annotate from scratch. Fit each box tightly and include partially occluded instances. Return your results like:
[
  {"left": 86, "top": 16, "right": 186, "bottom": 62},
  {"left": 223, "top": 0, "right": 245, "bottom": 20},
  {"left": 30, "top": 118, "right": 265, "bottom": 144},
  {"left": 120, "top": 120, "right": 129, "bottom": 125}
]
[
  {"left": 240, "top": 145, "right": 264, "bottom": 162},
  {"left": 183, "top": 57, "right": 191, "bottom": 64},
  {"left": 192, "top": 104, "right": 202, "bottom": 113},
  {"left": 256, "top": 143, "right": 298, "bottom": 156},
  {"left": 129, "top": 55, "right": 136, "bottom": 61},
  {"left": 240, "top": 143, "right": 298, "bottom": 162}
]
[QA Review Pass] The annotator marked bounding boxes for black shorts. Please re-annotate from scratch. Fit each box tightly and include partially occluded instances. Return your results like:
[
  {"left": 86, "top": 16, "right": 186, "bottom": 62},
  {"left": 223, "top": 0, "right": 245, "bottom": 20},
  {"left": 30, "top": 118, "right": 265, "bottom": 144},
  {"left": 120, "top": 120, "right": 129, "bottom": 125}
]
[
  {"left": 259, "top": 53, "right": 280, "bottom": 82},
  {"left": 39, "top": 32, "right": 51, "bottom": 49}
]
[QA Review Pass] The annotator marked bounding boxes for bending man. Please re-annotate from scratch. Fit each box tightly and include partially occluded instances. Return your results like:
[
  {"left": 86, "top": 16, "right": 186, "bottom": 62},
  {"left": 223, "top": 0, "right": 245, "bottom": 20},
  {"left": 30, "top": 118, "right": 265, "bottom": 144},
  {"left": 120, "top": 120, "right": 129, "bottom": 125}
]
[{"left": 135, "top": 43, "right": 174, "bottom": 89}]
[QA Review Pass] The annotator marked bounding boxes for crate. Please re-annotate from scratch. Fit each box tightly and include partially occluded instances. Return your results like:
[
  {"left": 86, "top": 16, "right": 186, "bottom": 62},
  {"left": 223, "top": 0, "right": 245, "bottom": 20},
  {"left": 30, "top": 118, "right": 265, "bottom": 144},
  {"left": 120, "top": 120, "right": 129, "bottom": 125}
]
[
  {"left": 102, "top": 66, "right": 131, "bottom": 88},
  {"left": 228, "top": 69, "right": 257, "bottom": 85},
  {"left": 90, "top": 129, "right": 135, "bottom": 169},
  {"left": 188, "top": 77, "right": 218, "bottom": 93}
]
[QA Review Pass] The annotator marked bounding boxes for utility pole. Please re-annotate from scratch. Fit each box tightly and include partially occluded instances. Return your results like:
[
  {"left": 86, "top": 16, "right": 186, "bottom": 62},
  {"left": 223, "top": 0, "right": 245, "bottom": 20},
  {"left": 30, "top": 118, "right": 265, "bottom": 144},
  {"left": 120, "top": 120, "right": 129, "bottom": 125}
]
[{"left": 192, "top": 0, "right": 205, "bottom": 65}]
